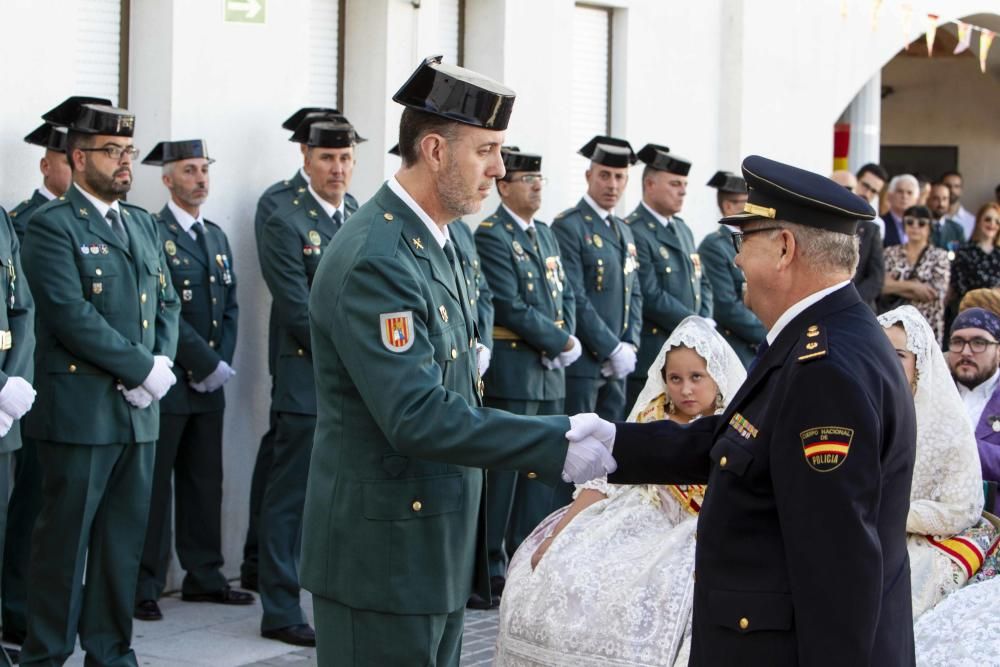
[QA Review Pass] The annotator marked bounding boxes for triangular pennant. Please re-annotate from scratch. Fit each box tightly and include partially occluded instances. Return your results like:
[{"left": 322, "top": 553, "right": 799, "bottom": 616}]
[
  {"left": 901, "top": 3, "right": 913, "bottom": 49},
  {"left": 981, "top": 30, "right": 995, "bottom": 74},
  {"left": 955, "top": 21, "right": 972, "bottom": 55},
  {"left": 871, "top": 0, "right": 883, "bottom": 31},
  {"left": 925, "top": 14, "right": 939, "bottom": 56},
  {"left": 841, "top": 0, "right": 849, "bottom": 19}
]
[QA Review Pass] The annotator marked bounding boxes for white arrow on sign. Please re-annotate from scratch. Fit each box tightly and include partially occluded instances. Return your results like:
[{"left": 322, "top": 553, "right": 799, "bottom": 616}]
[{"left": 227, "top": 0, "right": 262, "bottom": 19}]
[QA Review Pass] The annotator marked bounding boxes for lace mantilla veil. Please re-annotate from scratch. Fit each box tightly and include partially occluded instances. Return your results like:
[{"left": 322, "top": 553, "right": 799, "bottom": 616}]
[{"left": 877, "top": 305, "right": 984, "bottom": 536}]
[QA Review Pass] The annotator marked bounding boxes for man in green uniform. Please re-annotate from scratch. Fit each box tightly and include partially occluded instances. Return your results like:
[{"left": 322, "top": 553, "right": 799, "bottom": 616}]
[
  {"left": 552, "top": 136, "right": 642, "bottom": 423},
  {"left": 132, "top": 140, "right": 249, "bottom": 622},
  {"left": 1, "top": 110, "right": 85, "bottom": 646},
  {"left": 698, "top": 170, "right": 766, "bottom": 367},
  {"left": 8, "top": 121, "right": 77, "bottom": 241},
  {"left": 20, "top": 98, "right": 180, "bottom": 666},
  {"left": 241, "top": 107, "right": 358, "bottom": 592},
  {"left": 257, "top": 119, "right": 363, "bottom": 646},
  {"left": 625, "top": 144, "right": 713, "bottom": 410},
  {"left": 301, "top": 55, "right": 616, "bottom": 666},
  {"left": 0, "top": 206, "right": 37, "bottom": 665},
  {"left": 475, "top": 147, "right": 580, "bottom": 603}
]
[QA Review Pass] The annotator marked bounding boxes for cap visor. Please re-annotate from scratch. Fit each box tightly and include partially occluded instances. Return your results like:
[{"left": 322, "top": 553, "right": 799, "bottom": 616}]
[{"left": 719, "top": 212, "right": 769, "bottom": 226}]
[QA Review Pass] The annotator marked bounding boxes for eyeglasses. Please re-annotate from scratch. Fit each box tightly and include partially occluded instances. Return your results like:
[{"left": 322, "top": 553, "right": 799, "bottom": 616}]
[
  {"left": 730, "top": 226, "right": 783, "bottom": 253},
  {"left": 948, "top": 337, "right": 999, "bottom": 354},
  {"left": 857, "top": 180, "right": 882, "bottom": 196},
  {"left": 506, "top": 174, "right": 547, "bottom": 185},
  {"left": 79, "top": 145, "right": 140, "bottom": 161},
  {"left": 903, "top": 217, "right": 930, "bottom": 228}
]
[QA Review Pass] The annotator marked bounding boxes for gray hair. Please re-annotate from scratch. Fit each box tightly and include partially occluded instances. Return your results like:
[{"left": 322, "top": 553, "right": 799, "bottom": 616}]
[
  {"left": 888, "top": 173, "right": 918, "bottom": 193},
  {"left": 766, "top": 221, "right": 859, "bottom": 275},
  {"left": 162, "top": 162, "right": 175, "bottom": 177}
]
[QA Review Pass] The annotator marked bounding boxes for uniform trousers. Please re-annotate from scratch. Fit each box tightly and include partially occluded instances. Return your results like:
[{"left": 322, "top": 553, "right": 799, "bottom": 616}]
[
  {"left": 241, "top": 409, "right": 276, "bottom": 585},
  {"left": 21, "top": 440, "right": 153, "bottom": 667},
  {"left": 2, "top": 437, "right": 41, "bottom": 641}
]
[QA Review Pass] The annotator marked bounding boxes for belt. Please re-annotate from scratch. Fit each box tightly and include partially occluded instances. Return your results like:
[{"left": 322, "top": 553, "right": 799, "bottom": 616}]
[
  {"left": 0, "top": 330, "right": 11, "bottom": 351},
  {"left": 492, "top": 321, "right": 564, "bottom": 341}
]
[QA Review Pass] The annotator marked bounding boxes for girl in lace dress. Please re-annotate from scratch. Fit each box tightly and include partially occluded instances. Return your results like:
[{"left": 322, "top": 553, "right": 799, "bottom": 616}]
[
  {"left": 878, "top": 306, "right": 1000, "bottom": 619},
  {"left": 494, "top": 317, "right": 746, "bottom": 667}
]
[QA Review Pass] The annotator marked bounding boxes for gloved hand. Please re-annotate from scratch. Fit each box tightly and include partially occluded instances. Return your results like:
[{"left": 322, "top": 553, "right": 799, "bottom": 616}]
[
  {"left": 476, "top": 343, "right": 491, "bottom": 377},
  {"left": 190, "top": 361, "right": 236, "bottom": 393},
  {"left": 0, "top": 376, "right": 36, "bottom": 420},
  {"left": 118, "top": 384, "right": 154, "bottom": 409},
  {"left": 0, "top": 409, "right": 13, "bottom": 438},
  {"left": 606, "top": 342, "right": 637, "bottom": 379},
  {"left": 561, "top": 436, "right": 617, "bottom": 483},
  {"left": 558, "top": 335, "right": 582, "bottom": 368},
  {"left": 567, "top": 413, "right": 616, "bottom": 451},
  {"left": 141, "top": 355, "right": 176, "bottom": 400}
]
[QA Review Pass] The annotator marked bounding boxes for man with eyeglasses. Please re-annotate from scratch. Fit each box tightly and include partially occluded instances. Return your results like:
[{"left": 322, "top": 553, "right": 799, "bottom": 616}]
[
  {"left": 553, "top": 135, "right": 642, "bottom": 423},
  {"left": 836, "top": 165, "right": 887, "bottom": 312},
  {"left": 625, "top": 144, "right": 712, "bottom": 409},
  {"left": 570, "top": 155, "right": 917, "bottom": 666},
  {"left": 19, "top": 96, "right": 180, "bottom": 666},
  {"left": 474, "top": 147, "right": 580, "bottom": 604},
  {"left": 947, "top": 307, "right": 1000, "bottom": 483}
]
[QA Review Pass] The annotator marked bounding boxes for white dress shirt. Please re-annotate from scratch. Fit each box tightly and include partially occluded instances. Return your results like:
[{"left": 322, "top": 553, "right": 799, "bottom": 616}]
[
  {"left": 167, "top": 199, "right": 204, "bottom": 240},
  {"left": 957, "top": 368, "right": 1000, "bottom": 430},
  {"left": 38, "top": 185, "right": 58, "bottom": 201},
  {"left": 73, "top": 182, "right": 121, "bottom": 224},
  {"left": 766, "top": 281, "right": 852, "bottom": 345},
  {"left": 641, "top": 201, "right": 673, "bottom": 228},
  {"left": 307, "top": 184, "right": 345, "bottom": 222},
  {"left": 582, "top": 193, "right": 613, "bottom": 226},
  {"left": 501, "top": 203, "right": 535, "bottom": 232},
  {"left": 387, "top": 177, "right": 450, "bottom": 249}
]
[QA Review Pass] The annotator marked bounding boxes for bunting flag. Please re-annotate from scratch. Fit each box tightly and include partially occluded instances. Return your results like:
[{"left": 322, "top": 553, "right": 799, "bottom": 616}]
[
  {"left": 841, "top": 0, "right": 849, "bottom": 19},
  {"left": 925, "top": 14, "right": 938, "bottom": 56},
  {"left": 871, "top": 0, "right": 883, "bottom": 31},
  {"left": 901, "top": 4, "right": 913, "bottom": 50},
  {"left": 955, "top": 21, "right": 972, "bottom": 55},
  {"left": 981, "top": 30, "right": 996, "bottom": 74}
]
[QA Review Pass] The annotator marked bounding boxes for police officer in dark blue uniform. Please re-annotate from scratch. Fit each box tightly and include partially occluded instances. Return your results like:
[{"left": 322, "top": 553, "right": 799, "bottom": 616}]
[
  {"left": 552, "top": 136, "right": 642, "bottom": 423},
  {"left": 575, "top": 155, "right": 917, "bottom": 666}
]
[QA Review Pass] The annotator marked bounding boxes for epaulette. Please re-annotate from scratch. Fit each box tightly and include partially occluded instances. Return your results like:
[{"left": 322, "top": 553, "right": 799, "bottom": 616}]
[
  {"left": 119, "top": 200, "right": 147, "bottom": 213},
  {"left": 478, "top": 221, "right": 494, "bottom": 229},
  {"left": 796, "top": 324, "right": 828, "bottom": 363},
  {"left": 204, "top": 219, "right": 222, "bottom": 231},
  {"left": 553, "top": 207, "right": 576, "bottom": 221},
  {"left": 625, "top": 212, "right": 640, "bottom": 224},
  {"left": 366, "top": 209, "right": 402, "bottom": 258},
  {"left": 151, "top": 212, "right": 161, "bottom": 220}
]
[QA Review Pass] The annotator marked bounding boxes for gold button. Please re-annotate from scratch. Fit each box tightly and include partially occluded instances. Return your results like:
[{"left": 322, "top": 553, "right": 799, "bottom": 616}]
[
  {"left": 651, "top": 327, "right": 658, "bottom": 334},
  {"left": 451, "top": 348, "right": 457, "bottom": 359},
  {"left": 95, "top": 268, "right": 103, "bottom": 276},
  {"left": 140, "top": 293, "right": 147, "bottom": 303},
  {"left": 739, "top": 617, "right": 749, "bottom": 630},
  {"left": 720, "top": 456, "right": 728, "bottom": 467},
  {"left": 526, "top": 472, "right": 538, "bottom": 479},
  {"left": 212, "top": 297, "right": 218, "bottom": 304},
  {"left": 212, "top": 320, "right": 218, "bottom": 327},
  {"left": 806, "top": 341, "right": 818, "bottom": 350},
  {"left": 552, "top": 290, "right": 558, "bottom": 298},
  {"left": 210, "top": 276, "right": 216, "bottom": 283},
  {"left": 208, "top": 341, "right": 216, "bottom": 348},
  {"left": 384, "top": 213, "right": 394, "bottom": 221},
  {"left": 527, "top": 271, "right": 533, "bottom": 278},
  {"left": 68, "top": 364, "right": 77, "bottom": 373},
  {"left": 183, "top": 279, "right": 191, "bottom": 286},
  {"left": 297, "top": 348, "right": 304, "bottom": 356},
  {"left": 411, "top": 500, "right": 422, "bottom": 512},
  {"left": 511, "top": 342, "right": 518, "bottom": 349},
  {"left": 597, "top": 259, "right": 603, "bottom": 266},
  {"left": 142, "top": 319, "right": 149, "bottom": 329}
]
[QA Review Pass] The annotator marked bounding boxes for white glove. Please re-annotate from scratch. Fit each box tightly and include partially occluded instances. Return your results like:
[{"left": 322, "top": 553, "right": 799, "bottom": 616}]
[
  {"left": 190, "top": 361, "right": 236, "bottom": 393},
  {"left": 567, "top": 413, "right": 616, "bottom": 450},
  {"left": 118, "top": 384, "right": 154, "bottom": 409},
  {"left": 561, "top": 436, "right": 617, "bottom": 483},
  {"left": 141, "top": 355, "right": 176, "bottom": 400},
  {"left": 0, "top": 377, "right": 36, "bottom": 420},
  {"left": 476, "top": 343, "right": 491, "bottom": 377},
  {"left": 0, "top": 409, "right": 12, "bottom": 438},
  {"left": 558, "top": 335, "right": 582, "bottom": 368},
  {"left": 607, "top": 342, "right": 637, "bottom": 379}
]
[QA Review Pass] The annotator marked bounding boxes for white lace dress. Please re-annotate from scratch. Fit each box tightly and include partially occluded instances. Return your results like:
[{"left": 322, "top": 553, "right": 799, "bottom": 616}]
[{"left": 495, "top": 317, "right": 746, "bottom": 667}]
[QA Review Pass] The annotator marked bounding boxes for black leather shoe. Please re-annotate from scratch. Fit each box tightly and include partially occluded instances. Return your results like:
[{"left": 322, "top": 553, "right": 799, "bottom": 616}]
[
  {"left": 0, "top": 646, "right": 18, "bottom": 664},
  {"left": 2, "top": 628, "right": 24, "bottom": 645},
  {"left": 181, "top": 587, "right": 254, "bottom": 605},
  {"left": 261, "top": 624, "right": 316, "bottom": 647},
  {"left": 240, "top": 574, "right": 258, "bottom": 592},
  {"left": 466, "top": 591, "right": 499, "bottom": 610},
  {"left": 134, "top": 599, "right": 163, "bottom": 621}
]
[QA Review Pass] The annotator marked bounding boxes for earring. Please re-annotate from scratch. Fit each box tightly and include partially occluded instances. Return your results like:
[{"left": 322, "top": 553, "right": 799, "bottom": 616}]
[
  {"left": 667, "top": 399, "right": 676, "bottom": 415},
  {"left": 715, "top": 393, "right": 724, "bottom": 411}
]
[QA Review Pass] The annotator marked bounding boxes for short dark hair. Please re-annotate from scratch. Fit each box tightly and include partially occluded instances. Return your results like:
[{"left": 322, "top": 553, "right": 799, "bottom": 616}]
[
  {"left": 64, "top": 131, "right": 94, "bottom": 170},
  {"left": 941, "top": 170, "right": 962, "bottom": 182},
  {"left": 995, "top": 182, "right": 1000, "bottom": 194},
  {"left": 915, "top": 172, "right": 930, "bottom": 187},
  {"left": 856, "top": 163, "right": 888, "bottom": 183},
  {"left": 398, "top": 108, "right": 460, "bottom": 168},
  {"left": 716, "top": 191, "right": 744, "bottom": 209}
]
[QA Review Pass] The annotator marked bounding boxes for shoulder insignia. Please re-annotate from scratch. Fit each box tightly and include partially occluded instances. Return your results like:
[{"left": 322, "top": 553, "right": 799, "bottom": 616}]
[
  {"left": 58, "top": 196, "right": 66, "bottom": 201},
  {"left": 9, "top": 211, "right": 16, "bottom": 218},
  {"left": 412, "top": 237, "right": 424, "bottom": 251},
  {"left": 800, "top": 426, "right": 853, "bottom": 472},
  {"left": 796, "top": 324, "right": 828, "bottom": 362},
  {"left": 292, "top": 199, "right": 300, "bottom": 206},
  {"left": 152, "top": 212, "right": 161, "bottom": 220},
  {"left": 21, "top": 199, "right": 30, "bottom": 205},
  {"left": 283, "top": 180, "right": 290, "bottom": 185},
  {"left": 478, "top": 221, "right": 494, "bottom": 228},
  {"left": 383, "top": 212, "right": 394, "bottom": 222},
  {"left": 380, "top": 311, "right": 414, "bottom": 352}
]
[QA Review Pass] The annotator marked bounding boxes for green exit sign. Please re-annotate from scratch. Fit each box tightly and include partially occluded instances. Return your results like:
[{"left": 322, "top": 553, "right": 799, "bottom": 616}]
[{"left": 224, "top": 0, "right": 265, "bottom": 24}]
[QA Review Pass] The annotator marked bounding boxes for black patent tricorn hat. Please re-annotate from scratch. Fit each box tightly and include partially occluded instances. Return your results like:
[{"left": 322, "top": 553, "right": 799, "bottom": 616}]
[
  {"left": 637, "top": 143, "right": 691, "bottom": 176},
  {"left": 142, "top": 139, "right": 214, "bottom": 166},
  {"left": 24, "top": 123, "right": 68, "bottom": 153},
  {"left": 43, "top": 96, "right": 134, "bottom": 137},
  {"left": 501, "top": 146, "right": 542, "bottom": 174},
  {"left": 393, "top": 55, "right": 515, "bottom": 130}
]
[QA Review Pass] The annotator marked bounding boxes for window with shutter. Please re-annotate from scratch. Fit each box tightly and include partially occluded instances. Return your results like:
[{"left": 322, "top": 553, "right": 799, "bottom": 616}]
[
  {"left": 437, "top": 0, "right": 464, "bottom": 66},
  {"left": 75, "top": 0, "right": 125, "bottom": 105},
  {"left": 307, "top": 0, "right": 341, "bottom": 109},
  {"left": 571, "top": 4, "right": 612, "bottom": 167}
]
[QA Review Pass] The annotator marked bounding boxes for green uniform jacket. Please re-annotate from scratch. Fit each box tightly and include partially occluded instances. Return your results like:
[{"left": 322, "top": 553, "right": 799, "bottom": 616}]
[
  {"left": 9, "top": 190, "right": 49, "bottom": 242},
  {"left": 449, "top": 219, "right": 494, "bottom": 350},
  {"left": 0, "top": 209, "right": 36, "bottom": 453},
  {"left": 475, "top": 206, "right": 575, "bottom": 401},
  {"left": 260, "top": 190, "right": 350, "bottom": 416},
  {"left": 155, "top": 207, "right": 239, "bottom": 414},
  {"left": 254, "top": 170, "right": 358, "bottom": 376},
  {"left": 301, "top": 184, "right": 570, "bottom": 615},
  {"left": 932, "top": 218, "right": 965, "bottom": 252},
  {"left": 626, "top": 205, "right": 713, "bottom": 381},
  {"left": 551, "top": 199, "right": 641, "bottom": 379},
  {"left": 22, "top": 186, "right": 180, "bottom": 445},
  {"left": 697, "top": 226, "right": 766, "bottom": 367}
]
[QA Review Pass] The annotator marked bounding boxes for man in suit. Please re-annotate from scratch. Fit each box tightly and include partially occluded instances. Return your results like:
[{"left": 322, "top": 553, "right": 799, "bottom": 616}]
[
  {"left": 881, "top": 174, "right": 919, "bottom": 247},
  {"left": 942, "top": 170, "right": 976, "bottom": 239},
  {"left": 0, "top": 206, "right": 37, "bottom": 665},
  {"left": 20, "top": 97, "right": 180, "bottom": 667},
  {"left": 699, "top": 170, "right": 766, "bottom": 367},
  {"left": 552, "top": 136, "right": 642, "bottom": 423},
  {"left": 947, "top": 307, "right": 1000, "bottom": 483},
  {"left": 240, "top": 107, "right": 359, "bottom": 592},
  {"left": 301, "top": 55, "right": 615, "bottom": 666},
  {"left": 257, "top": 119, "right": 363, "bottom": 646},
  {"left": 625, "top": 144, "right": 712, "bottom": 409},
  {"left": 846, "top": 163, "right": 887, "bottom": 310},
  {"left": 574, "top": 155, "right": 917, "bottom": 666},
  {"left": 8, "top": 122, "right": 76, "bottom": 241},
  {"left": 927, "top": 182, "right": 966, "bottom": 255},
  {"left": 133, "top": 140, "right": 249, "bottom": 621},
  {"left": 475, "top": 147, "right": 580, "bottom": 604}
]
